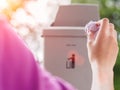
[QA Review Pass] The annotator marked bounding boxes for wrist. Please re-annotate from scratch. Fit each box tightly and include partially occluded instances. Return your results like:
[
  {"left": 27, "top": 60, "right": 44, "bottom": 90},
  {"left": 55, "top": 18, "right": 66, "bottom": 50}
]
[
  {"left": 91, "top": 62, "right": 114, "bottom": 90},
  {"left": 92, "top": 67, "right": 114, "bottom": 83}
]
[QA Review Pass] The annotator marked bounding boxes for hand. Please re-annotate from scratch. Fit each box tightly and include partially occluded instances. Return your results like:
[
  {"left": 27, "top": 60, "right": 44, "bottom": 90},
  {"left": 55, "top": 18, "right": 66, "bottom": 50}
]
[
  {"left": 87, "top": 18, "right": 119, "bottom": 71},
  {"left": 86, "top": 18, "right": 119, "bottom": 90}
]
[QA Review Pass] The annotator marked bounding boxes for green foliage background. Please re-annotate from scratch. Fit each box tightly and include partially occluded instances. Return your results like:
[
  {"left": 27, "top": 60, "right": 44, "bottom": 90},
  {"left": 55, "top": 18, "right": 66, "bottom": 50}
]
[{"left": 72, "top": 0, "right": 120, "bottom": 90}]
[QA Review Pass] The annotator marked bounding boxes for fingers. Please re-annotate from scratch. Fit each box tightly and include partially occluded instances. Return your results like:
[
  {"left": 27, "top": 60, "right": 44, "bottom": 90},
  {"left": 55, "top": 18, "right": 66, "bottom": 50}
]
[
  {"left": 87, "top": 18, "right": 118, "bottom": 47},
  {"left": 109, "top": 23, "right": 117, "bottom": 39},
  {"left": 87, "top": 18, "right": 110, "bottom": 45},
  {"left": 96, "top": 18, "right": 109, "bottom": 41},
  {"left": 100, "top": 18, "right": 110, "bottom": 33},
  {"left": 87, "top": 31, "right": 94, "bottom": 45},
  {"left": 113, "top": 30, "right": 117, "bottom": 42},
  {"left": 108, "top": 23, "right": 118, "bottom": 45}
]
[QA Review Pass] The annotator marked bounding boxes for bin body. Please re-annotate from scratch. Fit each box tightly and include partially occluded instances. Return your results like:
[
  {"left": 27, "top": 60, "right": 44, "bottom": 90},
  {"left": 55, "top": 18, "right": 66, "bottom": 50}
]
[
  {"left": 43, "top": 28, "right": 92, "bottom": 90},
  {"left": 43, "top": 4, "right": 100, "bottom": 90}
]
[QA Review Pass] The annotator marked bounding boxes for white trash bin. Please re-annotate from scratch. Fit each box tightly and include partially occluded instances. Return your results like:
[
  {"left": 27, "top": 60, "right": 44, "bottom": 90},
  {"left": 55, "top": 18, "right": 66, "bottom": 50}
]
[
  {"left": 42, "top": 4, "right": 99, "bottom": 90},
  {"left": 42, "top": 27, "right": 91, "bottom": 90}
]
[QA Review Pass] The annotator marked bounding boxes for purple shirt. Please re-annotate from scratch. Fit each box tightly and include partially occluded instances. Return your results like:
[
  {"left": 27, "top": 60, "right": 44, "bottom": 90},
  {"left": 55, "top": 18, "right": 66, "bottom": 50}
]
[{"left": 0, "top": 16, "right": 76, "bottom": 90}]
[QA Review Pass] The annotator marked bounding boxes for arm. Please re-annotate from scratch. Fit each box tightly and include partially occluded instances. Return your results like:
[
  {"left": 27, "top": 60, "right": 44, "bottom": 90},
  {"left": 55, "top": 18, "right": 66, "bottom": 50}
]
[{"left": 86, "top": 18, "right": 119, "bottom": 90}]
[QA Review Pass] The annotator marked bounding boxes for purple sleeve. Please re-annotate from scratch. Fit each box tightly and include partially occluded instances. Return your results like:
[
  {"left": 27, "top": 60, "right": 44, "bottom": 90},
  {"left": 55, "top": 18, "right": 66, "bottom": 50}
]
[{"left": 0, "top": 16, "right": 76, "bottom": 90}]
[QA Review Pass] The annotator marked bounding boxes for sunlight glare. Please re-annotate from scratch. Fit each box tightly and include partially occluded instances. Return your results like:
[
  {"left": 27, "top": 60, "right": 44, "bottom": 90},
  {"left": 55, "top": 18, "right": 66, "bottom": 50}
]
[{"left": 0, "top": 0, "right": 8, "bottom": 10}]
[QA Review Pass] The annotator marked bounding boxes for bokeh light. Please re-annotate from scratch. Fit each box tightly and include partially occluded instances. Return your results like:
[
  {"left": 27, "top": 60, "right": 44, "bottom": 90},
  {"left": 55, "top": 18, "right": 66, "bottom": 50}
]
[
  {"left": 0, "top": 0, "right": 71, "bottom": 63},
  {"left": 0, "top": 0, "right": 8, "bottom": 11}
]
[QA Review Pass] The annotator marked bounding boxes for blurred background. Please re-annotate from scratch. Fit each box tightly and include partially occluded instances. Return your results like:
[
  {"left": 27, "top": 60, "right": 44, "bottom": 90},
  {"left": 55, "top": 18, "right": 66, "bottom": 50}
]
[{"left": 0, "top": 0, "right": 120, "bottom": 89}]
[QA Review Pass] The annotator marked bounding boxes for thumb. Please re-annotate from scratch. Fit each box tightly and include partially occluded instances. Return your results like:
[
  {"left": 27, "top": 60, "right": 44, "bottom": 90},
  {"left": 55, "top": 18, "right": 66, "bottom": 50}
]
[{"left": 87, "top": 31, "right": 95, "bottom": 45}]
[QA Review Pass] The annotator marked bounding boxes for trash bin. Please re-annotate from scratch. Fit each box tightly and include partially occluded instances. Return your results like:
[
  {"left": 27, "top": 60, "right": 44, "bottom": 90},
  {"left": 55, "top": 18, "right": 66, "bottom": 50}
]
[{"left": 42, "top": 4, "right": 99, "bottom": 90}]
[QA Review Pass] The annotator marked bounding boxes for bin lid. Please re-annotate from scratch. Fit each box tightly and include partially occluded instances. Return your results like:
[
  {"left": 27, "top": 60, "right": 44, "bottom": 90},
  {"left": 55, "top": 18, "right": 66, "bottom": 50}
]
[
  {"left": 52, "top": 4, "right": 100, "bottom": 27},
  {"left": 42, "top": 27, "right": 86, "bottom": 37}
]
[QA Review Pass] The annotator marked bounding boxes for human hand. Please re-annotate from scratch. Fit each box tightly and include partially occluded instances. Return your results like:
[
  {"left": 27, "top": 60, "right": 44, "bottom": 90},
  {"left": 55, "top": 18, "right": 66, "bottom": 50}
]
[
  {"left": 86, "top": 18, "right": 119, "bottom": 90},
  {"left": 86, "top": 18, "right": 119, "bottom": 71}
]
